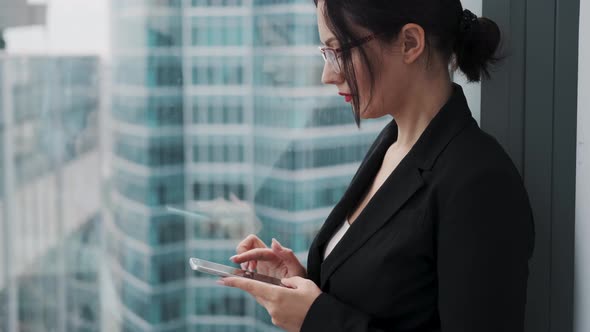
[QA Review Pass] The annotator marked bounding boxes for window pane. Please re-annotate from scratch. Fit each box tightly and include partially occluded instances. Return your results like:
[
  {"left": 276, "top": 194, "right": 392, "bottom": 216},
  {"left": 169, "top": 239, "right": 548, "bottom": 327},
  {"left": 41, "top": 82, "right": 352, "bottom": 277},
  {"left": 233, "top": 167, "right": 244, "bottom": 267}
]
[{"left": 0, "top": 0, "right": 457, "bottom": 330}]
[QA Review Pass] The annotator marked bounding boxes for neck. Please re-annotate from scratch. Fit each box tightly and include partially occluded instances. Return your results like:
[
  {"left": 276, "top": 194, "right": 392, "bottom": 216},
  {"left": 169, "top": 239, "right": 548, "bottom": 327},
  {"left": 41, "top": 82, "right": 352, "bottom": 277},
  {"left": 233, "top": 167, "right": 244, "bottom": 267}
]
[{"left": 390, "top": 75, "right": 453, "bottom": 149}]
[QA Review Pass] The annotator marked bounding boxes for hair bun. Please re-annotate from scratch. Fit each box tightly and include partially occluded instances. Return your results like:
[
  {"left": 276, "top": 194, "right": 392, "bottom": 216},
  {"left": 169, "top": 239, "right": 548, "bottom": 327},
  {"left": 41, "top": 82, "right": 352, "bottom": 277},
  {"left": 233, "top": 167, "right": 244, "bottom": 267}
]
[
  {"left": 454, "top": 10, "right": 501, "bottom": 82},
  {"left": 459, "top": 10, "right": 479, "bottom": 34}
]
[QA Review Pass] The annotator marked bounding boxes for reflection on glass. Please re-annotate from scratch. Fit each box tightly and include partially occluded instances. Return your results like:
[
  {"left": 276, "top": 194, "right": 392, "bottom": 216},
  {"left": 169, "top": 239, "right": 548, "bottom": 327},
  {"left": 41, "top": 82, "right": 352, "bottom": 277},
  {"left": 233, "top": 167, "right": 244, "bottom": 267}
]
[
  {"left": 0, "top": 56, "right": 101, "bottom": 331},
  {"left": 0, "top": 0, "right": 394, "bottom": 331}
]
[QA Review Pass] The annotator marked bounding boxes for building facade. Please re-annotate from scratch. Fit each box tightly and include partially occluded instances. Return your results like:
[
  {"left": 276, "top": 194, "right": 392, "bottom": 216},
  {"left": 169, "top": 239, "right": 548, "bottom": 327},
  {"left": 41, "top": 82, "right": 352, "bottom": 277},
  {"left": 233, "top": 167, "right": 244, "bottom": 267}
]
[
  {"left": 0, "top": 55, "right": 101, "bottom": 332},
  {"left": 108, "top": 0, "right": 386, "bottom": 331}
]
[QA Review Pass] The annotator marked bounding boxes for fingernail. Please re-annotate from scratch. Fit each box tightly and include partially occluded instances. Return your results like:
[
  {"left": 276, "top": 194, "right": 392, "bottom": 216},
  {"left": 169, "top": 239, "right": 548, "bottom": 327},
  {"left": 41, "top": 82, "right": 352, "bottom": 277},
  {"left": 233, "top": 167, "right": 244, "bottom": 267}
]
[
  {"left": 230, "top": 255, "right": 237, "bottom": 261},
  {"left": 216, "top": 279, "right": 226, "bottom": 286},
  {"left": 241, "top": 263, "right": 247, "bottom": 270}
]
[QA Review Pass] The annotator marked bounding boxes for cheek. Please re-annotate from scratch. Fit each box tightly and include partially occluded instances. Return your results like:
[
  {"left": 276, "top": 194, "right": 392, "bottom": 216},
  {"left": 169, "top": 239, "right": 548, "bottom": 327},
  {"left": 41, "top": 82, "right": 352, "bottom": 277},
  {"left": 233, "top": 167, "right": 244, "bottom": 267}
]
[
  {"left": 349, "top": 52, "right": 394, "bottom": 118},
  {"left": 351, "top": 55, "right": 372, "bottom": 99},
  {"left": 361, "top": 61, "right": 408, "bottom": 118},
  {"left": 354, "top": 63, "right": 383, "bottom": 117}
]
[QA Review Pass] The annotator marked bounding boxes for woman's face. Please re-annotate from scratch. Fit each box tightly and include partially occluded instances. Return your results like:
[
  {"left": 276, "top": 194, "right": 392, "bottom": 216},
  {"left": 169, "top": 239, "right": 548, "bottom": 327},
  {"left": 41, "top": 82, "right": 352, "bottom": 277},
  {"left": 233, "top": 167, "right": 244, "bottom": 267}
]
[{"left": 316, "top": 3, "right": 412, "bottom": 120}]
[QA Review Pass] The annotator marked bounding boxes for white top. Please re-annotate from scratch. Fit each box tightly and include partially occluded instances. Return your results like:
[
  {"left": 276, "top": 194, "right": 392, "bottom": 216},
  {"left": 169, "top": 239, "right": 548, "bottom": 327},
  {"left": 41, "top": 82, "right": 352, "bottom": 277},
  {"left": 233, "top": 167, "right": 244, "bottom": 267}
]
[{"left": 323, "top": 220, "right": 351, "bottom": 260}]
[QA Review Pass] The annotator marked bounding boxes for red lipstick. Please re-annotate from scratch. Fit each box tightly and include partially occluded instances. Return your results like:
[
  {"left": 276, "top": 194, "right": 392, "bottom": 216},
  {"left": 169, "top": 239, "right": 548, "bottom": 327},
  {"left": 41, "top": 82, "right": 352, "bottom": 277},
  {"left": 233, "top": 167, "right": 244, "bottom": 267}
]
[{"left": 339, "top": 92, "right": 353, "bottom": 103}]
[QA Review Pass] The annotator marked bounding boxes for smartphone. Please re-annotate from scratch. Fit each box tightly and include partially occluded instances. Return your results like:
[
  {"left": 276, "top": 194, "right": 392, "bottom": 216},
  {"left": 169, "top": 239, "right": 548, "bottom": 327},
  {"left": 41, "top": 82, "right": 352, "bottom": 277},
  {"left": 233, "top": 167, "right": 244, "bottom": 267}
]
[{"left": 189, "top": 258, "right": 288, "bottom": 288}]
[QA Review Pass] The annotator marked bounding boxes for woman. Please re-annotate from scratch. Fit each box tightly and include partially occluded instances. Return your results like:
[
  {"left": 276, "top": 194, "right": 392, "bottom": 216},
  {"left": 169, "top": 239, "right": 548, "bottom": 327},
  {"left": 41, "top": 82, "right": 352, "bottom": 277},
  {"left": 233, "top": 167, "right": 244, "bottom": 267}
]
[{"left": 218, "top": 0, "right": 535, "bottom": 331}]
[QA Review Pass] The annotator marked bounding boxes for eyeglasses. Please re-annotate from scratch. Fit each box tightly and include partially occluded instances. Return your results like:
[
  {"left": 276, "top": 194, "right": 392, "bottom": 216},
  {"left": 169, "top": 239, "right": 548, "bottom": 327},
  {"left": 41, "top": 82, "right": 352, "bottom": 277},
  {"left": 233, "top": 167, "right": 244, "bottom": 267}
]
[{"left": 319, "top": 34, "right": 378, "bottom": 74}]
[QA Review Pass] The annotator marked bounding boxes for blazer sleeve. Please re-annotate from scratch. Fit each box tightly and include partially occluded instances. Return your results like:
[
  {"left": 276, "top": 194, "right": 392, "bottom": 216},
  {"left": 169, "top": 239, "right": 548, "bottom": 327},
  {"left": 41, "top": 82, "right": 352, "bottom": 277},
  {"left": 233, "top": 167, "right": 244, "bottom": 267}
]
[
  {"left": 301, "top": 292, "right": 391, "bottom": 331},
  {"left": 437, "top": 167, "right": 535, "bottom": 332}
]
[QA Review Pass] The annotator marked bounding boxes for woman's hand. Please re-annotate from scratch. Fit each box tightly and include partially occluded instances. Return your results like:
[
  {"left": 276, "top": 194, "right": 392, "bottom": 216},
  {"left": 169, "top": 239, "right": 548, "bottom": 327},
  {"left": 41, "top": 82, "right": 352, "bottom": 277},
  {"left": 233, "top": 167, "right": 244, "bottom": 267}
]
[
  {"left": 218, "top": 276, "right": 322, "bottom": 332},
  {"left": 231, "top": 235, "right": 307, "bottom": 279}
]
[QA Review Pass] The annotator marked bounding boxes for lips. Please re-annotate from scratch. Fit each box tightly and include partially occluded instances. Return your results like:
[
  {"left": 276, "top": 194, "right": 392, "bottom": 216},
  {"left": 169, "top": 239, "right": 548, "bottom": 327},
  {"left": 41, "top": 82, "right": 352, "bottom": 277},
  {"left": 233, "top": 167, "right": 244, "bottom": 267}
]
[{"left": 339, "top": 92, "right": 353, "bottom": 103}]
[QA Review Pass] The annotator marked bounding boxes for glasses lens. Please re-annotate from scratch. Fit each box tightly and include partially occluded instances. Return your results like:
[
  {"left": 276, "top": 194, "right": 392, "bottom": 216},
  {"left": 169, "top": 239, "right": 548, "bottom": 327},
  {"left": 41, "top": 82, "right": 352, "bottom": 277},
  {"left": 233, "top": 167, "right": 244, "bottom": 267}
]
[{"left": 326, "top": 50, "right": 341, "bottom": 74}]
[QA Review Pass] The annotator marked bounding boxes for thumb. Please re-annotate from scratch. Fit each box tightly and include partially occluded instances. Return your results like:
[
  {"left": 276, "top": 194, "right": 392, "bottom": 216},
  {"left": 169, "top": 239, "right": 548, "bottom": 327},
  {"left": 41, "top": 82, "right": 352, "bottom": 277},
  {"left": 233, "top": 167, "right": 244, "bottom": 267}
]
[{"left": 280, "top": 276, "right": 307, "bottom": 289}]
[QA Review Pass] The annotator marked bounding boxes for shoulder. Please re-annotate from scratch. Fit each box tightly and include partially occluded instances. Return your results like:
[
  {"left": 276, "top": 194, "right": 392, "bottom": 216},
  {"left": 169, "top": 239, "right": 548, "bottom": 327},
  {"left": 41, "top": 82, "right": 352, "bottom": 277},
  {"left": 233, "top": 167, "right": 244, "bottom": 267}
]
[
  {"left": 432, "top": 121, "right": 535, "bottom": 259},
  {"left": 427, "top": 120, "right": 530, "bottom": 211},
  {"left": 435, "top": 120, "right": 522, "bottom": 184}
]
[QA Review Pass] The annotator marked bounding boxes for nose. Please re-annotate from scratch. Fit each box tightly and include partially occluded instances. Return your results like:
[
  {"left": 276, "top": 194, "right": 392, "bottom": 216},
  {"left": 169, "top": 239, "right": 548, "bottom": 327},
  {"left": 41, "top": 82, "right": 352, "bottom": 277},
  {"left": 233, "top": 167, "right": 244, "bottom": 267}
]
[{"left": 321, "top": 61, "right": 344, "bottom": 85}]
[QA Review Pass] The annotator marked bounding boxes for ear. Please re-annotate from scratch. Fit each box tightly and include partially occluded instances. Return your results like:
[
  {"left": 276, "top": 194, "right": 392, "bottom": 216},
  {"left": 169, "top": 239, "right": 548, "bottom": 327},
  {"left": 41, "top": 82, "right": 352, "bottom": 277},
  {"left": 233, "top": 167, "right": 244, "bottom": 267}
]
[{"left": 400, "top": 23, "right": 426, "bottom": 64}]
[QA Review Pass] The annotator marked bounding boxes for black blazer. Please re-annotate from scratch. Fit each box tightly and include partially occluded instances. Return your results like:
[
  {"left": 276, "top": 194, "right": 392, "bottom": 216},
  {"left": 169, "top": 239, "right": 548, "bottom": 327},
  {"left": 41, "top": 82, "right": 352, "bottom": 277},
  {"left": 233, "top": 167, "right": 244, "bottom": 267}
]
[{"left": 301, "top": 84, "right": 535, "bottom": 332}]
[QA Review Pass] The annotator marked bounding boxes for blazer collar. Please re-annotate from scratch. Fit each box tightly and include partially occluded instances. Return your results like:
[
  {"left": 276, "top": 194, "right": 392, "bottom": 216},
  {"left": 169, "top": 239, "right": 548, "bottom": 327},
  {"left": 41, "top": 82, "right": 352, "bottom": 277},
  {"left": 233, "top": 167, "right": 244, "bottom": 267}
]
[
  {"left": 409, "top": 83, "right": 476, "bottom": 171},
  {"left": 307, "top": 83, "right": 476, "bottom": 289}
]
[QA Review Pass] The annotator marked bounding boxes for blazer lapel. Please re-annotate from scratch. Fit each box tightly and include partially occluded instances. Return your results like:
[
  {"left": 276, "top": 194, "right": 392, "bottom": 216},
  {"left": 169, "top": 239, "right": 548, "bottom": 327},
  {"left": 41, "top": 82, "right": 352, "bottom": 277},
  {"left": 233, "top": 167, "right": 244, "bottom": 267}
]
[
  {"left": 313, "top": 83, "right": 475, "bottom": 289},
  {"left": 308, "top": 84, "right": 477, "bottom": 289},
  {"left": 319, "top": 155, "right": 425, "bottom": 289},
  {"left": 315, "top": 121, "right": 397, "bottom": 248},
  {"left": 306, "top": 120, "right": 397, "bottom": 286}
]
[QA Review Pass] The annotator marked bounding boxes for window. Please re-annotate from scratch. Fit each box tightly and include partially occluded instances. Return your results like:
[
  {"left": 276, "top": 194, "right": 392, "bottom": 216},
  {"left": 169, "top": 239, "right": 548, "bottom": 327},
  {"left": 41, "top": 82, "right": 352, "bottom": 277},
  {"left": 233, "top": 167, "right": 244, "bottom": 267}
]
[
  {"left": 197, "top": 96, "right": 244, "bottom": 124},
  {"left": 191, "top": 17, "right": 247, "bottom": 46},
  {"left": 193, "top": 182, "right": 247, "bottom": 201},
  {"left": 1, "top": 1, "right": 398, "bottom": 331},
  {"left": 192, "top": 0, "right": 246, "bottom": 6},
  {"left": 116, "top": 0, "right": 182, "bottom": 9},
  {"left": 160, "top": 297, "right": 181, "bottom": 322},
  {"left": 192, "top": 56, "right": 246, "bottom": 86},
  {"left": 115, "top": 15, "right": 182, "bottom": 48},
  {"left": 158, "top": 259, "right": 185, "bottom": 284},
  {"left": 194, "top": 287, "right": 248, "bottom": 316},
  {"left": 157, "top": 217, "right": 186, "bottom": 244},
  {"left": 121, "top": 281, "right": 152, "bottom": 323},
  {"left": 254, "top": 176, "right": 351, "bottom": 211}
]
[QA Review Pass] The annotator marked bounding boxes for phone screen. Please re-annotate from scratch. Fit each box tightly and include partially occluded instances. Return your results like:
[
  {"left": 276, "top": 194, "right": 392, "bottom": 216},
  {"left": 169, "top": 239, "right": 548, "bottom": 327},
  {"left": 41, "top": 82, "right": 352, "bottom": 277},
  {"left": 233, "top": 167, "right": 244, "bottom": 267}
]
[{"left": 189, "top": 258, "right": 287, "bottom": 287}]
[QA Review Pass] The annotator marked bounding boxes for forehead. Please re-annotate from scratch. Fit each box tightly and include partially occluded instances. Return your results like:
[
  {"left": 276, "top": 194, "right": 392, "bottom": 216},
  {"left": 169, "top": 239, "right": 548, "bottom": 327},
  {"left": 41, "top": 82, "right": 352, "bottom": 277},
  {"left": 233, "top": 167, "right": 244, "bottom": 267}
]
[
  {"left": 316, "top": 3, "right": 372, "bottom": 46},
  {"left": 316, "top": 4, "right": 334, "bottom": 44}
]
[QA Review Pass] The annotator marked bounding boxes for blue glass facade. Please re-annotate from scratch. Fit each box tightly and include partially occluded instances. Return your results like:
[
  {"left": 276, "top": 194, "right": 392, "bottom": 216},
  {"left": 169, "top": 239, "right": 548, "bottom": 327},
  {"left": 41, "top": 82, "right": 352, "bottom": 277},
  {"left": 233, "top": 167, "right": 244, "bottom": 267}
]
[
  {"left": 12, "top": 215, "right": 102, "bottom": 332},
  {"left": 110, "top": 1, "right": 252, "bottom": 330},
  {"left": 251, "top": 3, "right": 387, "bottom": 259},
  {"left": 0, "top": 55, "right": 101, "bottom": 332},
  {"left": 109, "top": 0, "right": 387, "bottom": 331}
]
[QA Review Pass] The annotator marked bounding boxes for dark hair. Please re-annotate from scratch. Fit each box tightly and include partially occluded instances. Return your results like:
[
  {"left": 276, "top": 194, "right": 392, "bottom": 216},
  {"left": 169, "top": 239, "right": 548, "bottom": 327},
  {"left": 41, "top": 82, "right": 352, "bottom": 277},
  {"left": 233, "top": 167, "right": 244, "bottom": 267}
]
[{"left": 314, "top": 0, "right": 502, "bottom": 116}]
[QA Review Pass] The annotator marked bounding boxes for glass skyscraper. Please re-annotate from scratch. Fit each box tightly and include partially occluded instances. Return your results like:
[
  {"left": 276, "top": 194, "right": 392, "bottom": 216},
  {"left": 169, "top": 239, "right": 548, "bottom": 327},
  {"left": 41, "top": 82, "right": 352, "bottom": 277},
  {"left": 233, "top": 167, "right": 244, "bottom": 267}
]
[
  {"left": 0, "top": 55, "right": 101, "bottom": 332},
  {"left": 108, "top": 0, "right": 387, "bottom": 331}
]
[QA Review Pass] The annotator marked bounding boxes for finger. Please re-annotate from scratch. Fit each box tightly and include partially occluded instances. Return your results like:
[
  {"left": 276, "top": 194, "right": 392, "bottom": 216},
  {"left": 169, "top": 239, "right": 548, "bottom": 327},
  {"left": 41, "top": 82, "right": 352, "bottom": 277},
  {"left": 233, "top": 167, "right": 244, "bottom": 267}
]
[
  {"left": 236, "top": 234, "right": 266, "bottom": 254},
  {"left": 271, "top": 238, "right": 284, "bottom": 248},
  {"left": 280, "top": 276, "right": 307, "bottom": 289},
  {"left": 218, "top": 278, "right": 270, "bottom": 307},
  {"left": 218, "top": 277, "right": 270, "bottom": 300},
  {"left": 271, "top": 239, "right": 299, "bottom": 263},
  {"left": 231, "top": 248, "right": 277, "bottom": 264},
  {"left": 236, "top": 234, "right": 267, "bottom": 255}
]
